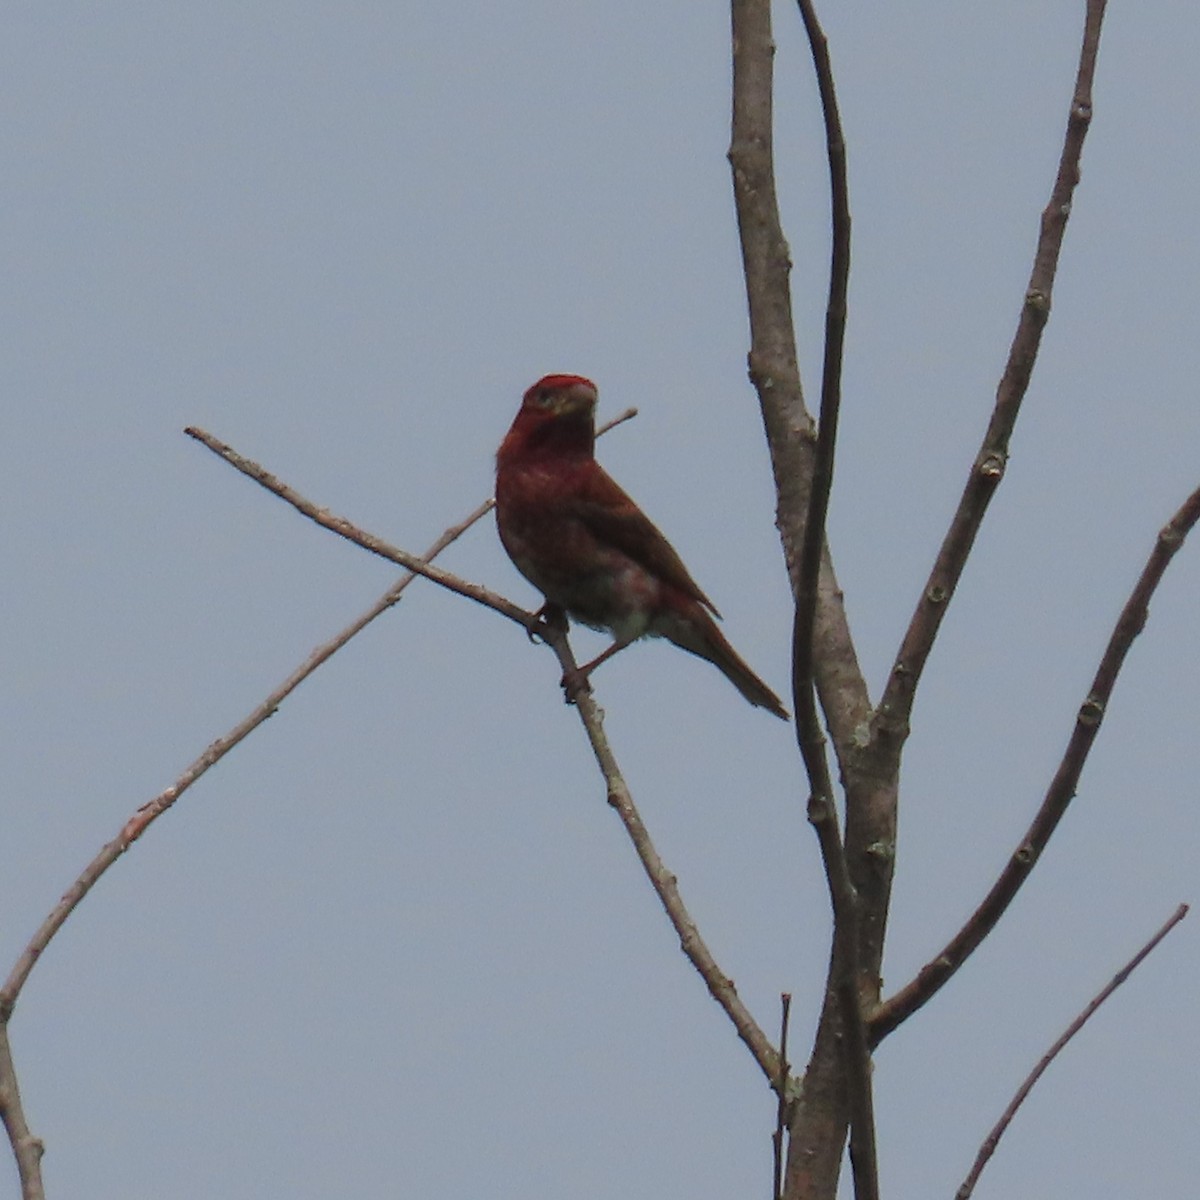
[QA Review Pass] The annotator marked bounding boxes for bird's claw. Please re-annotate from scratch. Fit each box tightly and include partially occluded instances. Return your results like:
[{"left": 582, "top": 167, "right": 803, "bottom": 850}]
[
  {"left": 526, "top": 602, "right": 568, "bottom": 644},
  {"left": 559, "top": 666, "right": 593, "bottom": 706}
]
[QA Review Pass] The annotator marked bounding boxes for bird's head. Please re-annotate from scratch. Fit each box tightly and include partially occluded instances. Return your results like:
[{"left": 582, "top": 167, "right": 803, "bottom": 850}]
[
  {"left": 498, "top": 374, "right": 599, "bottom": 464},
  {"left": 521, "top": 374, "right": 598, "bottom": 419}
]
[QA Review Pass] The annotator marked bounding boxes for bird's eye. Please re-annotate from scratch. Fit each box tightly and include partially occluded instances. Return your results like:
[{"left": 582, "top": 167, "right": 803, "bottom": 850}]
[{"left": 534, "top": 389, "right": 555, "bottom": 409}]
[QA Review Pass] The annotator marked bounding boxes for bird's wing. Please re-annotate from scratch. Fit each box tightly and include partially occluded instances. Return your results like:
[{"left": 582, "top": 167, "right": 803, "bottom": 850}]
[{"left": 568, "top": 465, "right": 721, "bottom": 618}]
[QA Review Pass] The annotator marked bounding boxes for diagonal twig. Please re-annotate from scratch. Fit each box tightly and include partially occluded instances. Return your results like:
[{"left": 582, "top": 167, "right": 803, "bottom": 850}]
[
  {"left": 789, "top": 3, "right": 878, "bottom": 1199},
  {"left": 184, "top": 426, "right": 533, "bottom": 626},
  {"left": 955, "top": 903, "right": 1189, "bottom": 1200},
  {"left": 872, "top": 481, "right": 1200, "bottom": 1041},
  {"left": 0, "top": 474, "right": 513, "bottom": 1200},
  {"left": 873, "top": 0, "right": 1109, "bottom": 748},
  {"left": 0, "top": 512, "right": 510, "bottom": 1020}
]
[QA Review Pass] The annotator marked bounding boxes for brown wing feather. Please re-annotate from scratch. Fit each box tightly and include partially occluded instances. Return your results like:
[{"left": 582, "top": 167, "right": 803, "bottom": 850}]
[{"left": 568, "top": 463, "right": 721, "bottom": 618}]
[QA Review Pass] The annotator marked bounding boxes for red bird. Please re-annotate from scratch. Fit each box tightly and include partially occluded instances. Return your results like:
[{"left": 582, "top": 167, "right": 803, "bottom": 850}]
[{"left": 495, "top": 374, "right": 788, "bottom": 719}]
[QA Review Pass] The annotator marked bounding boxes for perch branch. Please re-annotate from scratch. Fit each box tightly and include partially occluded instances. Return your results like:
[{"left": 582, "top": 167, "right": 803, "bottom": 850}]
[
  {"left": 188, "top": 416, "right": 782, "bottom": 1080},
  {"left": 184, "top": 427, "right": 532, "bottom": 626},
  {"left": 956, "top": 903, "right": 1188, "bottom": 1200},
  {"left": 537, "top": 621, "right": 781, "bottom": 1082},
  {"left": 872, "top": 480, "right": 1200, "bottom": 1041}
]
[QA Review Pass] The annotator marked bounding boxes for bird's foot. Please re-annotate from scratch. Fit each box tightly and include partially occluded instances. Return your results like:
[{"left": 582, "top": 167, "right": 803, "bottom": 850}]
[
  {"left": 559, "top": 665, "right": 594, "bottom": 706},
  {"left": 526, "top": 602, "right": 568, "bottom": 644}
]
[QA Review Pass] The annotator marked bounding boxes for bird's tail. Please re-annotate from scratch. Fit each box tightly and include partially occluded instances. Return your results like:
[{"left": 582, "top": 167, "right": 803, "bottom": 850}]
[{"left": 658, "top": 605, "right": 789, "bottom": 720}]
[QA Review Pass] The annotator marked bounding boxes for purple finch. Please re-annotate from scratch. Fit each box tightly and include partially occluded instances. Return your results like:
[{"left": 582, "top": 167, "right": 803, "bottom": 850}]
[{"left": 495, "top": 374, "right": 788, "bottom": 719}]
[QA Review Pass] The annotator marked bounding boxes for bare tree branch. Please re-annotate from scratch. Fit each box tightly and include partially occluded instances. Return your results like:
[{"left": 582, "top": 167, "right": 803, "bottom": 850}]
[
  {"left": 0, "top": 1026, "right": 43, "bottom": 1200},
  {"left": 790, "top": 0, "right": 850, "bottom": 717},
  {"left": 593, "top": 406, "right": 641, "bottom": 439},
  {"left": 788, "top": 3, "right": 877, "bottom": 1198},
  {"left": 955, "top": 903, "right": 1189, "bottom": 1200},
  {"left": 872, "top": 481, "right": 1200, "bottom": 1041},
  {"left": 188, "top": 370, "right": 779, "bottom": 1128},
  {"left": 180, "top": 408, "right": 637, "bottom": 621},
  {"left": 0, "top": 492, "right": 509, "bottom": 1019},
  {"left": 872, "top": 0, "right": 1108, "bottom": 749},
  {"left": 184, "top": 426, "right": 534, "bottom": 626},
  {"left": 728, "top": 0, "right": 871, "bottom": 764},
  {"left": 535, "top": 620, "right": 782, "bottom": 1082}
]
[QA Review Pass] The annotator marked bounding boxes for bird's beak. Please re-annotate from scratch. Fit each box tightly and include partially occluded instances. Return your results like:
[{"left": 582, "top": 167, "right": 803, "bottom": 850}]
[{"left": 558, "top": 383, "right": 597, "bottom": 416}]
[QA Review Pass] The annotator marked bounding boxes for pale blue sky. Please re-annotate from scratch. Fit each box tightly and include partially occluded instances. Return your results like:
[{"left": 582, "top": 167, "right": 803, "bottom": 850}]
[{"left": 3, "top": 4, "right": 1197, "bottom": 1197}]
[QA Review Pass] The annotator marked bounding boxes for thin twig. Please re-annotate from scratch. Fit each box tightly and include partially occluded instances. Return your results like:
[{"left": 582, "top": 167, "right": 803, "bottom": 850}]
[
  {"left": 872, "top": 481, "right": 1200, "bottom": 1041},
  {"left": 955, "top": 903, "right": 1189, "bottom": 1200},
  {"left": 1, "top": 510, "right": 502, "bottom": 1016},
  {"left": 873, "top": 0, "right": 1108, "bottom": 748},
  {"left": 790, "top": 4, "right": 879, "bottom": 1199},
  {"left": 772, "top": 993, "right": 793, "bottom": 1200},
  {"left": 185, "top": 427, "right": 533, "bottom": 626},
  {"left": 594, "top": 406, "right": 641, "bottom": 439},
  {"left": 0, "top": 474, "right": 507, "bottom": 1190}
]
